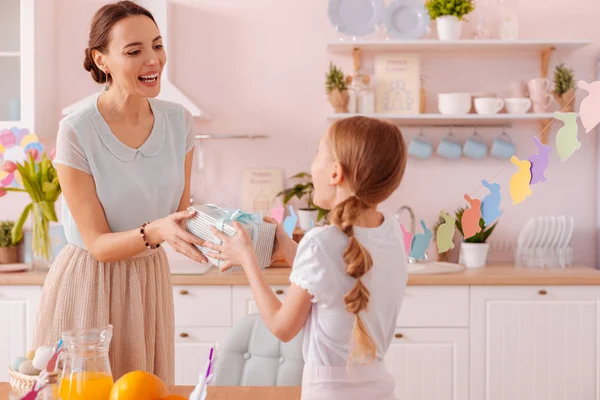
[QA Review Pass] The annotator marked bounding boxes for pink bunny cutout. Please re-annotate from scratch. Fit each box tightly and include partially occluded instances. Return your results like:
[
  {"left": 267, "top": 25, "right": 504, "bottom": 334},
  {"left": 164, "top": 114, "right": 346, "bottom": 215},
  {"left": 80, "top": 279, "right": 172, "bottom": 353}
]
[{"left": 400, "top": 224, "right": 413, "bottom": 255}]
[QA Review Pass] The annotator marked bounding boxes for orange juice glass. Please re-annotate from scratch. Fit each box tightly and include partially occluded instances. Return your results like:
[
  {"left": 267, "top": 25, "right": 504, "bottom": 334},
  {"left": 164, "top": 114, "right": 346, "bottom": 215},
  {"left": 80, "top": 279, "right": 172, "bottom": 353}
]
[{"left": 59, "top": 325, "right": 114, "bottom": 400}]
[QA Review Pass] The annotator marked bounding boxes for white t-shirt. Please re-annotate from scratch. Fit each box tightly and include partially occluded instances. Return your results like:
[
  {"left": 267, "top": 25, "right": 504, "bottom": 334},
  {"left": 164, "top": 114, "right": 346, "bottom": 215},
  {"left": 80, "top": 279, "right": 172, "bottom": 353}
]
[
  {"left": 53, "top": 92, "right": 195, "bottom": 249},
  {"left": 289, "top": 212, "right": 408, "bottom": 366}
]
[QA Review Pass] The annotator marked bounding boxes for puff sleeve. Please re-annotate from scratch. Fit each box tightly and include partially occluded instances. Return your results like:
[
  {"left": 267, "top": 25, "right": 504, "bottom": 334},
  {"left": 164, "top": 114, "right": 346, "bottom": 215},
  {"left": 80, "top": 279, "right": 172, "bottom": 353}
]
[
  {"left": 288, "top": 235, "right": 335, "bottom": 304},
  {"left": 52, "top": 121, "right": 91, "bottom": 175}
]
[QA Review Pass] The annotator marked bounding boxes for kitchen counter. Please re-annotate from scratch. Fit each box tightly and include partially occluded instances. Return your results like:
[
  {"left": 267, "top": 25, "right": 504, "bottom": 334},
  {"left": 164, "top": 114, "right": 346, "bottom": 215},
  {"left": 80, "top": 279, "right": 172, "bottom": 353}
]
[
  {"left": 0, "top": 382, "right": 300, "bottom": 399},
  {"left": 2, "top": 263, "right": 600, "bottom": 286}
]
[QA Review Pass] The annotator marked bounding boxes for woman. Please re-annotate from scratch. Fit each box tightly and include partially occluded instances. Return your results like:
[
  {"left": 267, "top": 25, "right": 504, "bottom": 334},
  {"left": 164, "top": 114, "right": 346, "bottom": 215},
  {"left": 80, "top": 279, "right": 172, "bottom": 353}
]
[{"left": 33, "top": 1, "right": 207, "bottom": 384}]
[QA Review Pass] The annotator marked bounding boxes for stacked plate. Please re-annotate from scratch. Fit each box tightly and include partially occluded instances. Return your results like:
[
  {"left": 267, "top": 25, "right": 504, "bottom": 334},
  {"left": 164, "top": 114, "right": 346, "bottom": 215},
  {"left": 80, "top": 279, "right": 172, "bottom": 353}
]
[
  {"left": 327, "top": 0, "right": 430, "bottom": 39},
  {"left": 515, "top": 216, "right": 574, "bottom": 269}
]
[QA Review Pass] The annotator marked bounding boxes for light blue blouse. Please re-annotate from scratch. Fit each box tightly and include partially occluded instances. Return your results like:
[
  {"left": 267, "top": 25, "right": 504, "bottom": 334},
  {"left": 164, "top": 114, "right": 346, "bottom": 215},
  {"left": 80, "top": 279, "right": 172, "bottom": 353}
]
[{"left": 53, "top": 93, "right": 195, "bottom": 249}]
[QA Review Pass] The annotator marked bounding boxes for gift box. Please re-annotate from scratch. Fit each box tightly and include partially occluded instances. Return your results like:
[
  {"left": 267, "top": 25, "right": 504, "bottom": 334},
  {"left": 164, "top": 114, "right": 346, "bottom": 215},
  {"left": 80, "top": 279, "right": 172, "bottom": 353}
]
[{"left": 186, "top": 204, "right": 276, "bottom": 271}]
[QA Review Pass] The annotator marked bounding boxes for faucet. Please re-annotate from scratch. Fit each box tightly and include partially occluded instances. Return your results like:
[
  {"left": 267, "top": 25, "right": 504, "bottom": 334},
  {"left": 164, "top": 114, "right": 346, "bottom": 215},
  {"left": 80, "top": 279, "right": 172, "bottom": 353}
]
[{"left": 395, "top": 205, "right": 416, "bottom": 235}]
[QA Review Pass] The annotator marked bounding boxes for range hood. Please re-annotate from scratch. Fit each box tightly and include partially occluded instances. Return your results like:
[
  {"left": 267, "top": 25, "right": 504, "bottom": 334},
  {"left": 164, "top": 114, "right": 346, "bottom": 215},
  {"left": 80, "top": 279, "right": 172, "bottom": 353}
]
[{"left": 62, "top": 0, "right": 209, "bottom": 119}]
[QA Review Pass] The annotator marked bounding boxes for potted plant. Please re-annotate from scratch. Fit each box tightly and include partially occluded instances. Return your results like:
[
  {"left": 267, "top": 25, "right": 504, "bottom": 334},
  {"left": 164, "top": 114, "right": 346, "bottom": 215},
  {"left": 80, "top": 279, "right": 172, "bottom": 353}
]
[
  {"left": 553, "top": 62, "right": 576, "bottom": 112},
  {"left": 277, "top": 172, "right": 329, "bottom": 231},
  {"left": 454, "top": 207, "right": 497, "bottom": 268},
  {"left": 325, "top": 62, "right": 349, "bottom": 113},
  {"left": 0, "top": 221, "right": 19, "bottom": 264},
  {"left": 425, "top": 0, "right": 475, "bottom": 40}
]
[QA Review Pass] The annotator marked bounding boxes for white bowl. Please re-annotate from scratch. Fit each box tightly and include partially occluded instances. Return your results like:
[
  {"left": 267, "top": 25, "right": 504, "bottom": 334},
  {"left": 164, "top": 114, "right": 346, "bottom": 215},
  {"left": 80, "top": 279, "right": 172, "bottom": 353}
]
[{"left": 438, "top": 93, "right": 471, "bottom": 115}]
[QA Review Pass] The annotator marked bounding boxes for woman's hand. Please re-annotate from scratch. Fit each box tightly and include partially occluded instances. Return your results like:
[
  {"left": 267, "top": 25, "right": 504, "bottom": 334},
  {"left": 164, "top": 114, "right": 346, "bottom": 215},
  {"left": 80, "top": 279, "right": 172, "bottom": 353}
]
[
  {"left": 202, "top": 222, "right": 259, "bottom": 271},
  {"left": 263, "top": 216, "right": 297, "bottom": 264},
  {"left": 145, "top": 209, "right": 208, "bottom": 263}
]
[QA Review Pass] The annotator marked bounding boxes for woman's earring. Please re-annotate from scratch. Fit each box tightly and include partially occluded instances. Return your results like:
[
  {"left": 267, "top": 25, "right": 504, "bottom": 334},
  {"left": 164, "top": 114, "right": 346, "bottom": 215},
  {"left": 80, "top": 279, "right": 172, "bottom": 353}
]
[{"left": 103, "top": 71, "right": 110, "bottom": 91}]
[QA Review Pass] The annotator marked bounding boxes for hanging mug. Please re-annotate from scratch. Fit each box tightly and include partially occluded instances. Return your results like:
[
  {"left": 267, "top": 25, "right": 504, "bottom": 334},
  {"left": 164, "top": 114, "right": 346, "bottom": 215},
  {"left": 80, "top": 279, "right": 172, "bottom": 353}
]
[
  {"left": 408, "top": 131, "right": 433, "bottom": 159},
  {"left": 463, "top": 131, "right": 488, "bottom": 159},
  {"left": 490, "top": 131, "right": 516, "bottom": 159},
  {"left": 437, "top": 132, "right": 462, "bottom": 159}
]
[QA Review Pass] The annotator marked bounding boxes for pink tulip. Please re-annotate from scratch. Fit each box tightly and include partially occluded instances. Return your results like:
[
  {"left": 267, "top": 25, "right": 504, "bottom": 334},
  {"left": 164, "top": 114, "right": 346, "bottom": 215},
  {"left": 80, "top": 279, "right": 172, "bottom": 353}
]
[
  {"left": 49, "top": 148, "right": 56, "bottom": 161},
  {"left": 0, "top": 187, "right": 6, "bottom": 198},
  {"left": 1, "top": 161, "right": 17, "bottom": 173},
  {"left": 27, "top": 148, "right": 39, "bottom": 160}
]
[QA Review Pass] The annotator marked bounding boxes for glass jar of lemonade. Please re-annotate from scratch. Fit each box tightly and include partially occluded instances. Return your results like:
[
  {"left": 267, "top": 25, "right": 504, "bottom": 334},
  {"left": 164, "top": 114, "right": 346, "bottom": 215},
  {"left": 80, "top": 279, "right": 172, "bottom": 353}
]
[{"left": 59, "top": 325, "right": 114, "bottom": 400}]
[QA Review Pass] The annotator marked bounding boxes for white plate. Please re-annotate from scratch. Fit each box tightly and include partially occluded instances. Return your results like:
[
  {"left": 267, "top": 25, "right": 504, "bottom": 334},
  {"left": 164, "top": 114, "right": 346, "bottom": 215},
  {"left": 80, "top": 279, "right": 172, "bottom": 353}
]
[
  {"left": 0, "top": 264, "right": 29, "bottom": 273},
  {"left": 383, "top": 0, "right": 430, "bottom": 40},
  {"left": 328, "top": 0, "right": 385, "bottom": 37},
  {"left": 561, "top": 217, "right": 574, "bottom": 248},
  {"left": 517, "top": 217, "right": 535, "bottom": 248}
]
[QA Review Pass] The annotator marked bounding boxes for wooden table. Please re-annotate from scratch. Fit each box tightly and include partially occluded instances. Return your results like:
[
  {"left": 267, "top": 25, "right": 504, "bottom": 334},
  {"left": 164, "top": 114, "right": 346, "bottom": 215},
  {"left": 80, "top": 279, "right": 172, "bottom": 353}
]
[{"left": 0, "top": 382, "right": 301, "bottom": 399}]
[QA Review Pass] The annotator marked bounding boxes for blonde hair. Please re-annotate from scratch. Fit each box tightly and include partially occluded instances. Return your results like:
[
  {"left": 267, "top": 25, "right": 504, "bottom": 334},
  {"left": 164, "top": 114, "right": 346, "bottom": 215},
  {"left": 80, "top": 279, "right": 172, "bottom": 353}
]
[{"left": 327, "top": 116, "right": 407, "bottom": 365}]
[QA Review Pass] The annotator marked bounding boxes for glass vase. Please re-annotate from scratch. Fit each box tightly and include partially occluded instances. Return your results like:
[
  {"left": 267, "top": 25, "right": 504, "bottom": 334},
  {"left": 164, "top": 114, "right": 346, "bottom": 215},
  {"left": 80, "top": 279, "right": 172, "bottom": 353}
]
[{"left": 31, "top": 202, "right": 52, "bottom": 263}]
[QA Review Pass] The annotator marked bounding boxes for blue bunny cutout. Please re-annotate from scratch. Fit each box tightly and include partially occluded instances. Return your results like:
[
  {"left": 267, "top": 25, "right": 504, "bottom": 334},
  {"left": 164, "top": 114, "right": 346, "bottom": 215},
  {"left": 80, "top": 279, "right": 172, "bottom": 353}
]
[
  {"left": 410, "top": 219, "right": 432, "bottom": 260},
  {"left": 282, "top": 206, "right": 298, "bottom": 238},
  {"left": 481, "top": 179, "right": 502, "bottom": 226}
]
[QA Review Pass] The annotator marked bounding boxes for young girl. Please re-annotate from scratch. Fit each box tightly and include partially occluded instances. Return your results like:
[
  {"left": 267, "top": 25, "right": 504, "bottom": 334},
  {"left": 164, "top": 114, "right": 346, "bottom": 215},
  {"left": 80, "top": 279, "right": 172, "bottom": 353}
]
[{"left": 203, "top": 116, "right": 408, "bottom": 399}]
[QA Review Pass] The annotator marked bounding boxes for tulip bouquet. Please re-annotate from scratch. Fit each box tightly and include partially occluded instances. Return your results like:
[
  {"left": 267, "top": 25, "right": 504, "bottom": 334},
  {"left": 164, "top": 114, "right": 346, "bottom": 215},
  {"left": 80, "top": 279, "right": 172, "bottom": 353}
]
[{"left": 0, "top": 148, "right": 61, "bottom": 261}]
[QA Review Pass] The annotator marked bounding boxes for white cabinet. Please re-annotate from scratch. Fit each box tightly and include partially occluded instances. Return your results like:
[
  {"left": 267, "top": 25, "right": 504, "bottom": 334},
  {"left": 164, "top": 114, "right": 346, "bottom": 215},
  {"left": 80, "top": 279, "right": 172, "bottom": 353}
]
[
  {"left": 385, "top": 328, "right": 469, "bottom": 400},
  {"left": 0, "top": 0, "right": 34, "bottom": 129},
  {"left": 470, "top": 286, "right": 600, "bottom": 400},
  {"left": 0, "top": 285, "right": 41, "bottom": 381},
  {"left": 174, "top": 327, "right": 229, "bottom": 386},
  {"left": 172, "top": 285, "right": 231, "bottom": 385},
  {"left": 232, "top": 285, "right": 288, "bottom": 322}
]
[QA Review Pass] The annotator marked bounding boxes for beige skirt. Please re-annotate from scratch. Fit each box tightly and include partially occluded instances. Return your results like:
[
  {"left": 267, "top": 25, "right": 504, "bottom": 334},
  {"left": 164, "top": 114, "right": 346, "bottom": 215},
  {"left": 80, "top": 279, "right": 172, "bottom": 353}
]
[{"left": 32, "top": 243, "right": 174, "bottom": 385}]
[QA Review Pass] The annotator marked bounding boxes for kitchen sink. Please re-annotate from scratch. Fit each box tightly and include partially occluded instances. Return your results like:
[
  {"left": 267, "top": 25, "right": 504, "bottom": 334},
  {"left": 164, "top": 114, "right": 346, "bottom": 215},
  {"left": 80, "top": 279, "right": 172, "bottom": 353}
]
[{"left": 407, "top": 261, "right": 465, "bottom": 275}]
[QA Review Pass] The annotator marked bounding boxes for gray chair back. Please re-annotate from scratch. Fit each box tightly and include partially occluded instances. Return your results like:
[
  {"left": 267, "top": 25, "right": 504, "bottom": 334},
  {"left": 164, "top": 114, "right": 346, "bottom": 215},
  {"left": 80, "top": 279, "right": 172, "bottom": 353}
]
[{"left": 212, "top": 313, "right": 304, "bottom": 386}]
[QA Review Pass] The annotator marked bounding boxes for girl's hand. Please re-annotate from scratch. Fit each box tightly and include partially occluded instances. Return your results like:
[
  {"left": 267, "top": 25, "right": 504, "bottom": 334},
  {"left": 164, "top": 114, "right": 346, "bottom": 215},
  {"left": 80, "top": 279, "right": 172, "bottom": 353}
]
[
  {"left": 145, "top": 209, "right": 208, "bottom": 264},
  {"left": 263, "top": 216, "right": 297, "bottom": 264},
  {"left": 203, "top": 222, "right": 259, "bottom": 271}
]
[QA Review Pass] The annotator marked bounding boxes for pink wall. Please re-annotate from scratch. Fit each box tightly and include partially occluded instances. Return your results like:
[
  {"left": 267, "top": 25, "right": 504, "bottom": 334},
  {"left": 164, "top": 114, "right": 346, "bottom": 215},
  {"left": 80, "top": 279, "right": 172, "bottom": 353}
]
[{"left": 1, "top": 0, "right": 599, "bottom": 267}]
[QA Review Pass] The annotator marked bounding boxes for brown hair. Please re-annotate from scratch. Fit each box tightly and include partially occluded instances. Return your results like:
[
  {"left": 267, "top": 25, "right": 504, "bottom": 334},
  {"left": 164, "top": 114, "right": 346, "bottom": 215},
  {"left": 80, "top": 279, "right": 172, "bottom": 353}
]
[
  {"left": 327, "top": 116, "right": 407, "bottom": 364},
  {"left": 83, "top": 1, "right": 156, "bottom": 84}
]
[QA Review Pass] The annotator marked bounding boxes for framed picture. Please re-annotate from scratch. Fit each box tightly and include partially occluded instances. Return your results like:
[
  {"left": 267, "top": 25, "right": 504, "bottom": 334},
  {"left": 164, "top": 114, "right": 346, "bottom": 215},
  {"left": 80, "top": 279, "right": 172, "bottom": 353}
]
[
  {"left": 374, "top": 54, "right": 421, "bottom": 114},
  {"left": 241, "top": 168, "right": 284, "bottom": 214}
]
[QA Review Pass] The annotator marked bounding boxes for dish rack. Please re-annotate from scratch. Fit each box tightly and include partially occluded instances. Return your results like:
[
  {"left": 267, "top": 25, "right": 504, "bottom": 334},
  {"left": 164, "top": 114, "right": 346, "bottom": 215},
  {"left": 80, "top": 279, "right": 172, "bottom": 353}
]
[{"left": 515, "top": 216, "right": 574, "bottom": 269}]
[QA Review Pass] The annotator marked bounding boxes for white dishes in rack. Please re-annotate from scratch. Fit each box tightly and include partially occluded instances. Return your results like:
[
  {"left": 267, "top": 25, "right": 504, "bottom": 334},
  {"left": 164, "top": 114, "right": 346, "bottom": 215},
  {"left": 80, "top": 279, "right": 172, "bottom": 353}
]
[{"left": 516, "top": 215, "right": 574, "bottom": 269}]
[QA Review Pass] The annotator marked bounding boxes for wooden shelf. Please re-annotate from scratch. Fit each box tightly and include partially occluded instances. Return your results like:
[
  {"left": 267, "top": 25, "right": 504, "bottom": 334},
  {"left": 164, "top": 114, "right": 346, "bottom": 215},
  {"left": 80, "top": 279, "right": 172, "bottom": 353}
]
[
  {"left": 326, "top": 39, "right": 591, "bottom": 54},
  {"left": 327, "top": 113, "right": 562, "bottom": 127}
]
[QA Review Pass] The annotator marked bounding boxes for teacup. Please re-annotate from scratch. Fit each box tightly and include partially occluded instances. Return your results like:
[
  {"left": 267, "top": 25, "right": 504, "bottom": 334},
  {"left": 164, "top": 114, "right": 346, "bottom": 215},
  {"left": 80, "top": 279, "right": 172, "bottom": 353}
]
[
  {"left": 438, "top": 93, "right": 471, "bottom": 115},
  {"left": 463, "top": 133, "right": 487, "bottom": 159},
  {"left": 408, "top": 133, "right": 433, "bottom": 159},
  {"left": 474, "top": 97, "right": 504, "bottom": 115},
  {"left": 490, "top": 132, "right": 515, "bottom": 159},
  {"left": 504, "top": 98, "right": 532, "bottom": 114},
  {"left": 437, "top": 133, "right": 462, "bottom": 159}
]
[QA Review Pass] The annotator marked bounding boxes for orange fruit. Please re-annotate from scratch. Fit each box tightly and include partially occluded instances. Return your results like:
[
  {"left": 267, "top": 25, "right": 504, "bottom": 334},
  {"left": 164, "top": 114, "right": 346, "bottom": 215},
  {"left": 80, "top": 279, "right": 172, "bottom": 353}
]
[
  {"left": 161, "top": 396, "right": 187, "bottom": 400},
  {"left": 109, "top": 371, "right": 169, "bottom": 400}
]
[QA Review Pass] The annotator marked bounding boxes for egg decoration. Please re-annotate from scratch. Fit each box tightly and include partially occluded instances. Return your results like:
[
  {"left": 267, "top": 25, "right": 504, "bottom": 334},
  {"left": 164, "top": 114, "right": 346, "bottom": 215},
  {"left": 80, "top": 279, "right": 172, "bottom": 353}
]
[
  {"left": 32, "top": 345, "right": 53, "bottom": 370},
  {"left": 18, "top": 359, "right": 40, "bottom": 376},
  {"left": 10, "top": 356, "right": 28, "bottom": 371},
  {"left": 25, "top": 349, "right": 36, "bottom": 360}
]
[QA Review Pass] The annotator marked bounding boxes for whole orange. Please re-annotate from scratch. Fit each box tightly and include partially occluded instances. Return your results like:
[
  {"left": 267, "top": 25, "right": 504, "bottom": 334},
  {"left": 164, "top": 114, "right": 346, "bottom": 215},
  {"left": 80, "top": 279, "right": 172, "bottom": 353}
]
[
  {"left": 109, "top": 371, "right": 169, "bottom": 400},
  {"left": 161, "top": 396, "right": 187, "bottom": 400}
]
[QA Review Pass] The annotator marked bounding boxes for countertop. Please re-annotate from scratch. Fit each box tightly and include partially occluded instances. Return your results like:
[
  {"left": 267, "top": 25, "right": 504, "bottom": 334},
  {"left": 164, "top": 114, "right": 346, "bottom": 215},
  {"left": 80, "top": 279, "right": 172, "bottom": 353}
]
[
  {"left": 2, "top": 263, "right": 600, "bottom": 286},
  {"left": 0, "top": 383, "right": 301, "bottom": 399}
]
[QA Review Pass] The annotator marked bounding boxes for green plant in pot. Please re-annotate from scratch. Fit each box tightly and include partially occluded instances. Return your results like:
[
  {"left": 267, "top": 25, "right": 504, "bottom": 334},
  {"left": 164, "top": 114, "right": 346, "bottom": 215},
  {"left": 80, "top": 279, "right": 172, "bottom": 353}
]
[
  {"left": 0, "top": 221, "right": 20, "bottom": 264},
  {"left": 277, "top": 172, "right": 329, "bottom": 231},
  {"left": 454, "top": 207, "right": 497, "bottom": 268},
  {"left": 553, "top": 62, "right": 576, "bottom": 112},
  {"left": 425, "top": 0, "right": 475, "bottom": 40},
  {"left": 325, "top": 62, "right": 349, "bottom": 113}
]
